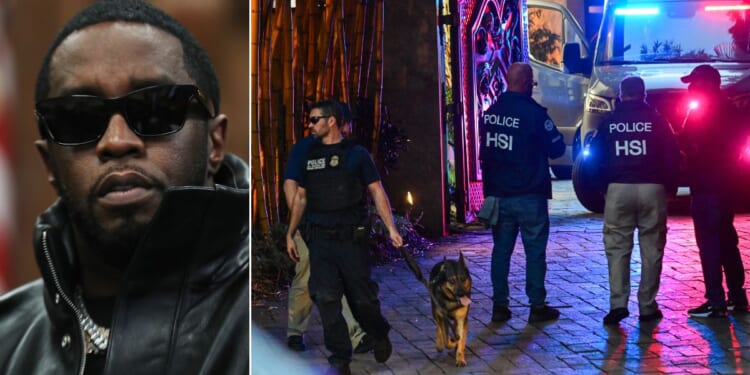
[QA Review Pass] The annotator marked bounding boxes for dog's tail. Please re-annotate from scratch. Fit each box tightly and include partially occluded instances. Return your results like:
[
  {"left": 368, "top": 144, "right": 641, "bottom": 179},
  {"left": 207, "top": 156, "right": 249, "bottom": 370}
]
[{"left": 398, "top": 246, "right": 426, "bottom": 284}]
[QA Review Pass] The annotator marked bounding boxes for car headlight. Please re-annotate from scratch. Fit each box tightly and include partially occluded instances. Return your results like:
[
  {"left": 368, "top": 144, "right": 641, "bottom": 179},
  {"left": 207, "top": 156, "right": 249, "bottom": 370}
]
[{"left": 585, "top": 94, "right": 613, "bottom": 114}]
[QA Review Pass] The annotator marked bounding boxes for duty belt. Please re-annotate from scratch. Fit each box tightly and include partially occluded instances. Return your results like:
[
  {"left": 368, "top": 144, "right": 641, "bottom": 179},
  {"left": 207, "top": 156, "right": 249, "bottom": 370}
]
[{"left": 304, "top": 223, "right": 356, "bottom": 241}]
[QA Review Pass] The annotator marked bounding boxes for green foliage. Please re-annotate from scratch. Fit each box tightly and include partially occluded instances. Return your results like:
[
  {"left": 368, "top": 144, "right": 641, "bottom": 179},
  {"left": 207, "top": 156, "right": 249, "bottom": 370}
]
[
  {"left": 369, "top": 206, "right": 434, "bottom": 264},
  {"left": 529, "top": 27, "right": 561, "bottom": 65},
  {"left": 377, "top": 105, "right": 410, "bottom": 176},
  {"left": 528, "top": 9, "right": 562, "bottom": 65},
  {"left": 639, "top": 40, "right": 683, "bottom": 59},
  {"left": 351, "top": 99, "right": 409, "bottom": 177}
]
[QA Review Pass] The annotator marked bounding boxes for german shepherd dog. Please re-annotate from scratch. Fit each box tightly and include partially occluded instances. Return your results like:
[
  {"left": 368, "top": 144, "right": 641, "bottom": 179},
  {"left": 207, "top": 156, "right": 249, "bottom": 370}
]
[{"left": 400, "top": 248, "right": 472, "bottom": 366}]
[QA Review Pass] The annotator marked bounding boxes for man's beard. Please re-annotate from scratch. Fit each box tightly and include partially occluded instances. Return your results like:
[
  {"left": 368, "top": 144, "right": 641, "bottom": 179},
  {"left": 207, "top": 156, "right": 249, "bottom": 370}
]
[
  {"left": 55, "top": 166, "right": 167, "bottom": 268},
  {"left": 50, "top": 146, "right": 210, "bottom": 268}
]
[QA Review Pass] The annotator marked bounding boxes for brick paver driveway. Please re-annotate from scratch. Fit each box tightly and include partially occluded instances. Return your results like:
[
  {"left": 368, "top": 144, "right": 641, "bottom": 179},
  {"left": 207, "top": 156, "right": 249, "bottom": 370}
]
[{"left": 252, "top": 181, "right": 750, "bottom": 374}]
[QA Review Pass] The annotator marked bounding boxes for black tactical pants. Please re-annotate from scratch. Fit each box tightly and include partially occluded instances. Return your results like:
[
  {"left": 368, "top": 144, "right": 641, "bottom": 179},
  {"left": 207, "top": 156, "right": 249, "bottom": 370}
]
[
  {"left": 307, "top": 233, "right": 390, "bottom": 367},
  {"left": 691, "top": 191, "right": 747, "bottom": 307}
]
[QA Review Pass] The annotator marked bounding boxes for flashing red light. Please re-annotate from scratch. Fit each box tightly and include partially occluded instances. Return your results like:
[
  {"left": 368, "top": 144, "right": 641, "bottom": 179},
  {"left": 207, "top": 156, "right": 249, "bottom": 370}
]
[
  {"left": 705, "top": 5, "right": 750, "bottom": 11},
  {"left": 688, "top": 100, "right": 699, "bottom": 110}
]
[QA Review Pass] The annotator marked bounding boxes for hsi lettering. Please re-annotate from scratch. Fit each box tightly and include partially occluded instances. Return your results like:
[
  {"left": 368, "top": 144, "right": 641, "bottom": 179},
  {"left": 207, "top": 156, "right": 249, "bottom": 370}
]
[
  {"left": 485, "top": 132, "right": 513, "bottom": 150},
  {"left": 615, "top": 139, "right": 646, "bottom": 156}
]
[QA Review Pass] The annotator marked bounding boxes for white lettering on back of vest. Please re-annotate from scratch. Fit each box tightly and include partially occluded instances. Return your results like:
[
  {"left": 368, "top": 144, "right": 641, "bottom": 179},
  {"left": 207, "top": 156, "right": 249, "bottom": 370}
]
[
  {"left": 608, "top": 122, "right": 652, "bottom": 133},
  {"left": 307, "top": 158, "right": 326, "bottom": 170},
  {"left": 484, "top": 114, "right": 520, "bottom": 128},
  {"left": 485, "top": 132, "right": 513, "bottom": 150},
  {"left": 614, "top": 140, "right": 647, "bottom": 156}
]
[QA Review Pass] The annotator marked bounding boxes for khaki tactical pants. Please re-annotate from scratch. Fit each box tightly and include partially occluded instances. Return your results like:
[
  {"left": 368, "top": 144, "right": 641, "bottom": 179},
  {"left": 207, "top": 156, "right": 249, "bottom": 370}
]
[
  {"left": 287, "top": 233, "right": 366, "bottom": 347},
  {"left": 603, "top": 183, "right": 666, "bottom": 315}
]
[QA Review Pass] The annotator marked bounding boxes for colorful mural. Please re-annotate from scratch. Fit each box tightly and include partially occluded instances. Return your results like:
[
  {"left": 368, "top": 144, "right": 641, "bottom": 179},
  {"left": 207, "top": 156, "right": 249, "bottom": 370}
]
[{"left": 457, "top": 0, "right": 527, "bottom": 181}]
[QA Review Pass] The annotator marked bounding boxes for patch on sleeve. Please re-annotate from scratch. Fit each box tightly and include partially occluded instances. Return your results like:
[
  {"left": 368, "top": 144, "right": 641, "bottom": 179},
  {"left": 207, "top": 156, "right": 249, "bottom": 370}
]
[{"left": 544, "top": 119, "right": 555, "bottom": 132}]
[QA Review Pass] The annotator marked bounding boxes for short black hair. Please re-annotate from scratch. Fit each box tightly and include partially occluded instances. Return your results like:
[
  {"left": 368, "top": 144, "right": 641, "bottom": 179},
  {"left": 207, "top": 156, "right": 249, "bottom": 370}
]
[
  {"left": 35, "top": 0, "right": 220, "bottom": 112},
  {"left": 310, "top": 100, "right": 347, "bottom": 126}
]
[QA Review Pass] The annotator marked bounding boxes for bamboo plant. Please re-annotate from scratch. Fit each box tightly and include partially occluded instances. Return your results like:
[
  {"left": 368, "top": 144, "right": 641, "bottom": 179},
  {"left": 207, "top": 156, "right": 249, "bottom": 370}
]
[{"left": 252, "top": 0, "right": 389, "bottom": 232}]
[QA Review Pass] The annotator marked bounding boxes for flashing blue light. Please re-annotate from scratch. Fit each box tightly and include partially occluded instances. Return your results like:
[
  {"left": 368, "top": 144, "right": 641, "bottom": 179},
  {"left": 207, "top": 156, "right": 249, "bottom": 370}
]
[
  {"left": 583, "top": 148, "right": 591, "bottom": 157},
  {"left": 614, "top": 7, "right": 660, "bottom": 16}
]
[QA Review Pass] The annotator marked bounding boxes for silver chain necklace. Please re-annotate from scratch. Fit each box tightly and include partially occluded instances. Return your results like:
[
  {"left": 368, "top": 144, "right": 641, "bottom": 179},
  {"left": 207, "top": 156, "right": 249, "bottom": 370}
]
[{"left": 75, "top": 289, "right": 110, "bottom": 355}]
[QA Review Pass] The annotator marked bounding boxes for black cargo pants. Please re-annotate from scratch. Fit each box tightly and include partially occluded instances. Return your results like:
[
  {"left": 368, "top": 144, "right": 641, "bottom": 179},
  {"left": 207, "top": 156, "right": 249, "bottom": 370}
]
[{"left": 306, "top": 226, "right": 390, "bottom": 367}]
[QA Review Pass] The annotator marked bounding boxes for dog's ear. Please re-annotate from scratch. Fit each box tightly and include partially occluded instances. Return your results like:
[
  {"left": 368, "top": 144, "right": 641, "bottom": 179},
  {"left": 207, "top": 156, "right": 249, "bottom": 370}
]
[
  {"left": 431, "top": 262, "right": 447, "bottom": 285},
  {"left": 459, "top": 252, "right": 466, "bottom": 266}
]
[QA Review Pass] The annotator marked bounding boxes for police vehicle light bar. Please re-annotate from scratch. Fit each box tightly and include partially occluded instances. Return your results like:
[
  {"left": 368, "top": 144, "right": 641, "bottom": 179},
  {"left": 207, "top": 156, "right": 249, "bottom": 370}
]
[
  {"left": 704, "top": 5, "right": 750, "bottom": 11},
  {"left": 614, "top": 7, "right": 660, "bottom": 15}
]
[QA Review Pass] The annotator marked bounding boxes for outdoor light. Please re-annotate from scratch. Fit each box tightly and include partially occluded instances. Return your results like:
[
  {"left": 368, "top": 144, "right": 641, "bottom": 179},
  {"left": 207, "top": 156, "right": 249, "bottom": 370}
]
[{"left": 406, "top": 191, "right": 414, "bottom": 206}]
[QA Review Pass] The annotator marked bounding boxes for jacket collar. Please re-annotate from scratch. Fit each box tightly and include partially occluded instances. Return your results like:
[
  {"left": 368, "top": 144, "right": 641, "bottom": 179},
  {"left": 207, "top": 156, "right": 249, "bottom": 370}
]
[{"left": 32, "top": 153, "right": 249, "bottom": 328}]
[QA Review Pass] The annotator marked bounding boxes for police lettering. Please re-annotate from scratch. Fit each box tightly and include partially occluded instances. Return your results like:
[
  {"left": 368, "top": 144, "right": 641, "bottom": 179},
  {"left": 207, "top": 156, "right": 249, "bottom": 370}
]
[
  {"left": 608, "top": 122, "right": 652, "bottom": 133},
  {"left": 615, "top": 140, "right": 647, "bottom": 156},
  {"left": 484, "top": 114, "right": 520, "bottom": 128},
  {"left": 307, "top": 158, "right": 326, "bottom": 170},
  {"left": 485, "top": 132, "right": 513, "bottom": 150}
]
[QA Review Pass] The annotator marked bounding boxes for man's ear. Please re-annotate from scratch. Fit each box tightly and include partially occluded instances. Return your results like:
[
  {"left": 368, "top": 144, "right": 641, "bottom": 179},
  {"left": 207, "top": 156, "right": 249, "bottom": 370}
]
[
  {"left": 207, "top": 114, "right": 227, "bottom": 179},
  {"left": 34, "top": 139, "right": 58, "bottom": 190}
]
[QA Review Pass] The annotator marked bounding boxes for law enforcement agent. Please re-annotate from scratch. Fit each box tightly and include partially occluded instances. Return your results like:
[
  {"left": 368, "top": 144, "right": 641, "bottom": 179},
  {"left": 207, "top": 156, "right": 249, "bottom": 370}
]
[
  {"left": 679, "top": 64, "right": 750, "bottom": 318},
  {"left": 588, "top": 76, "right": 680, "bottom": 325},
  {"left": 282, "top": 101, "right": 371, "bottom": 354},
  {"left": 479, "top": 62, "right": 565, "bottom": 324},
  {"left": 285, "top": 100, "right": 403, "bottom": 375}
]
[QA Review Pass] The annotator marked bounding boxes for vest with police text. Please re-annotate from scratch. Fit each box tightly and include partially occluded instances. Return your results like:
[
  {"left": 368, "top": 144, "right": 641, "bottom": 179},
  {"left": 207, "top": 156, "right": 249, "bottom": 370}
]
[
  {"left": 304, "top": 140, "right": 365, "bottom": 215},
  {"left": 479, "top": 92, "right": 564, "bottom": 198}
]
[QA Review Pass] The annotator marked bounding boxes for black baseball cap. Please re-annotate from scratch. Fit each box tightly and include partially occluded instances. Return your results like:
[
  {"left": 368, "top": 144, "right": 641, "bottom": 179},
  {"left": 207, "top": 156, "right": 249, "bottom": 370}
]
[{"left": 680, "top": 64, "right": 721, "bottom": 86}]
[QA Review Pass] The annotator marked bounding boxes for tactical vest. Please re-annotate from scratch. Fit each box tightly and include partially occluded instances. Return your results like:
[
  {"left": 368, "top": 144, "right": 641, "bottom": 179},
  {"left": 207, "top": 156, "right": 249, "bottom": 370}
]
[{"left": 304, "top": 140, "right": 364, "bottom": 213}]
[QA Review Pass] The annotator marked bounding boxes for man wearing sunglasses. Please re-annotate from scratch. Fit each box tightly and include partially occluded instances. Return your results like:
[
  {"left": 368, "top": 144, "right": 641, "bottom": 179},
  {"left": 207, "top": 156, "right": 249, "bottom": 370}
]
[
  {"left": 0, "top": 1, "right": 247, "bottom": 374},
  {"left": 283, "top": 100, "right": 373, "bottom": 355},
  {"left": 286, "top": 100, "right": 403, "bottom": 375}
]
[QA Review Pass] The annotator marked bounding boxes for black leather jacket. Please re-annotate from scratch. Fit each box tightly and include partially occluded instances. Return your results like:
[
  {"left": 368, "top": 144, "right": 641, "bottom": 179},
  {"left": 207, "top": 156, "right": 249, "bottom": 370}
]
[{"left": 0, "top": 153, "right": 249, "bottom": 374}]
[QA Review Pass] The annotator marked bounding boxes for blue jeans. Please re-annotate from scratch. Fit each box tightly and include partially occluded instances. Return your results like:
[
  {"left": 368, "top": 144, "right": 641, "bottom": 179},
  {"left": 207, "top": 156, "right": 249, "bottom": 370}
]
[
  {"left": 490, "top": 194, "right": 550, "bottom": 307},
  {"left": 691, "top": 192, "right": 746, "bottom": 306}
]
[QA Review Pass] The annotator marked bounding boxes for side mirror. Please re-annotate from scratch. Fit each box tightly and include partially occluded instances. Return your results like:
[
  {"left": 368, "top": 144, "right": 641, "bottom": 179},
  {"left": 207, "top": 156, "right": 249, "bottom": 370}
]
[{"left": 563, "top": 43, "right": 591, "bottom": 76}]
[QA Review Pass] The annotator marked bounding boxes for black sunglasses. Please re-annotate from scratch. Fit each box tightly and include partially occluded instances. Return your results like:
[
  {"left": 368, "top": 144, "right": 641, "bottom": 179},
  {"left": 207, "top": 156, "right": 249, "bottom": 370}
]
[
  {"left": 308, "top": 115, "right": 330, "bottom": 124},
  {"left": 35, "top": 84, "right": 215, "bottom": 146}
]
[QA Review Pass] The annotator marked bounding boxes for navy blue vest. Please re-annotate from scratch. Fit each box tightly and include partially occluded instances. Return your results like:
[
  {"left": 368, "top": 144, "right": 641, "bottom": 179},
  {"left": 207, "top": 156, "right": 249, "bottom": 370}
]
[{"left": 304, "top": 141, "right": 364, "bottom": 217}]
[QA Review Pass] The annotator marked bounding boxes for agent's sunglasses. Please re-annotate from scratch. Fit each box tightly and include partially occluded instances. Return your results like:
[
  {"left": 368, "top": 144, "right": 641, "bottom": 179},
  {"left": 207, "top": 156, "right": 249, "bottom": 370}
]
[
  {"left": 35, "top": 84, "right": 215, "bottom": 146},
  {"left": 308, "top": 115, "right": 330, "bottom": 124}
]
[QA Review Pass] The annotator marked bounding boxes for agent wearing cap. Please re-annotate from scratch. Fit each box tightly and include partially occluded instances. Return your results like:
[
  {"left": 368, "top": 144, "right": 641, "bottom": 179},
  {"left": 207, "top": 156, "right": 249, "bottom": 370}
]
[
  {"left": 588, "top": 76, "right": 680, "bottom": 325},
  {"left": 679, "top": 64, "right": 750, "bottom": 318}
]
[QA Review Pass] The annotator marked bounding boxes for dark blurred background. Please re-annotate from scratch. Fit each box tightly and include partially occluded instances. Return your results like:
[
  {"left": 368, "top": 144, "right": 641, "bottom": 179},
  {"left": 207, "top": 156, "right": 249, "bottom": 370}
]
[{"left": 1, "top": 0, "right": 249, "bottom": 290}]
